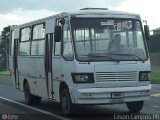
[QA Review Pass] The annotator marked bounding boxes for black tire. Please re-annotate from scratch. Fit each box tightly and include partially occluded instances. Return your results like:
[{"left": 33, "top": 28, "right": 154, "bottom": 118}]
[
  {"left": 33, "top": 95, "right": 41, "bottom": 105},
  {"left": 126, "top": 101, "right": 144, "bottom": 113},
  {"left": 60, "top": 88, "right": 73, "bottom": 115},
  {"left": 24, "top": 83, "right": 41, "bottom": 105}
]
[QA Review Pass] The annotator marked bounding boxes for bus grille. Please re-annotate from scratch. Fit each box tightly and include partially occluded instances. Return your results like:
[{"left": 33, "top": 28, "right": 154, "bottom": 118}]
[{"left": 95, "top": 71, "right": 138, "bottom": 82}]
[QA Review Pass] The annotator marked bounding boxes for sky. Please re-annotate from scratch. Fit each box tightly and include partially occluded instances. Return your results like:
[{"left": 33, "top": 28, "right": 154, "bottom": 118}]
[{"left": 0, "top": 0, "right": 160, "bottom": 32}]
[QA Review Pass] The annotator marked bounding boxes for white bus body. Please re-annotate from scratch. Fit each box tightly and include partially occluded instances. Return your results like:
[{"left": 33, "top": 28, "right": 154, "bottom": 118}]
[{"left": 9, "top": 8, "right": 151, "bottom": 115}]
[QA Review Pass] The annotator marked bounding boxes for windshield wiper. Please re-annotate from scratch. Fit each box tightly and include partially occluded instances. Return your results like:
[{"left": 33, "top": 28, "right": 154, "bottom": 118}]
[
  {"left": 80, "top": 54, "right": 120, "bottom": 63},
  {"left": 108, "top": 54, "right": 145, "bottom": 63}
]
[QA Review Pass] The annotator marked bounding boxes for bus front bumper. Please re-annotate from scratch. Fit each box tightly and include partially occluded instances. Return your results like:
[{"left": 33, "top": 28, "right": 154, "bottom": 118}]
[{"left": 69, "top": 85, "right": 151, "bottom": 104}]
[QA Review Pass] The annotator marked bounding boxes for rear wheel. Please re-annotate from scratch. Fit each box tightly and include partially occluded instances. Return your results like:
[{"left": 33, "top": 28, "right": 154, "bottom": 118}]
[
  {"left": 24, "top": 83, "right": 41, "bottom": 105},
  {"left": 60, "top": 88, "right": 73, "bottom": 115},
  {"left": 126, "top": 101, "right": 144, "bottom": 113}
]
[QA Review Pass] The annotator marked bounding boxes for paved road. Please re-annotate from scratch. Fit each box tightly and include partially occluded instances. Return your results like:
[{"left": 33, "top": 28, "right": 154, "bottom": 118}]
[
  {"left": 0, "top": 76, "right": 160, "bottom": 120},
  {"left": 0, "top": 98, "right": 60, "bottom": 120}
]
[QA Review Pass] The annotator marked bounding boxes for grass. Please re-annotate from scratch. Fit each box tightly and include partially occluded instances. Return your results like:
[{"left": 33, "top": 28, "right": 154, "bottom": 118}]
[
  {"left": 150, "top": 68, "right": 160, "bottom": 83},
  {"left": 0, "top": 71, "right": 11, "bottom": 76},
  {"left": 150, "top": 52, "right": 160, "bottom": 83}
]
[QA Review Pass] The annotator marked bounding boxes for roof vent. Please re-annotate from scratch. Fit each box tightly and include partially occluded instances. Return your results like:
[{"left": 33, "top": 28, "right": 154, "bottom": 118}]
[{"left": 80, "top": 8, "right": 108, "bottom": 10}]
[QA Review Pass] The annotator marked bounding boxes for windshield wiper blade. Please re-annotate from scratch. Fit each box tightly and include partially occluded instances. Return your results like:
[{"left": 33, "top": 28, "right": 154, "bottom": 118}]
[
  {"left": 109, "top": 54, "right": 145, "bottom": 62},
  {"left": 96, "top": 55, "right": 120, "bottom": 63},
  {"left": 81, "top": 54, "right": 120, "bottom": 63}
]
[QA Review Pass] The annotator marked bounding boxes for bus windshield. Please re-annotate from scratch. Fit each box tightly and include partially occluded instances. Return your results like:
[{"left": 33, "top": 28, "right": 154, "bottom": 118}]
[{"left": 71, "top": 18, "right": 147, "bottom": 62}]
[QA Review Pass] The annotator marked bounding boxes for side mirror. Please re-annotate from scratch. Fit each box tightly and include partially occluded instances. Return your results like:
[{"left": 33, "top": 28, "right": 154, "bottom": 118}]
[
  {"left": 54, "top": 26, "right": 62, "bottom": 42},
  {"left": 144, "top": 25, "right": 150, "bottom": 41}
]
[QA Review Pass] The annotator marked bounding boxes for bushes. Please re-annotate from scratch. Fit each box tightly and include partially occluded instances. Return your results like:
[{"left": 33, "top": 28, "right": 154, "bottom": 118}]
[{"left": 147, "top": 34, "right": 160, "bottom": 53}]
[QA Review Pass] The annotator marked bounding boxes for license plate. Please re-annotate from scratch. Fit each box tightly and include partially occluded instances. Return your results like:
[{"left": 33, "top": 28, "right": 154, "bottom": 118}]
[
  {"left": 111, "top": 92, "right": 124, "bottom": 99},
  {"left": 110, "top": 98, "right": 124, "bottom": 104}
]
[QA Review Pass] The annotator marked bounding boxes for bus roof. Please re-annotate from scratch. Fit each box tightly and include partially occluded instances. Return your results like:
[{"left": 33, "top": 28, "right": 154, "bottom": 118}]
[
  {"left": 12, "top": 8, "right": 141, "bottom": 29},
  {"left": 69, "top": 8, "right": 140, "bottom": 19}
]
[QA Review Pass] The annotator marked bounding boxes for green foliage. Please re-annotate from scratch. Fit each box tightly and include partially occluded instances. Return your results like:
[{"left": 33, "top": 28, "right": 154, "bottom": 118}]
[
  {"left": 150, "top": 68, "right": 160, "bottom": 83},
  {"left": 147, "top": 34, "right": 160, "bottom": 52},
  {"left": 146, "top": 35, "right": 160, "bottom": 82},
  {"left": 150, "top": 53, "right": 160, "bottom": 83},
  {"left": 0, "top": 25, "right": 11, "bottom": 70}
]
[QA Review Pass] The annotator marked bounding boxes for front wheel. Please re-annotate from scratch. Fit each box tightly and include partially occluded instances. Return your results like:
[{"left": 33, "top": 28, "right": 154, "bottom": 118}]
[
  {"left": 126, "top": 101, "right": 144, "bottom": 113},
  {"left": 60, "top": 88, "right": 73, "bottom": 115}
]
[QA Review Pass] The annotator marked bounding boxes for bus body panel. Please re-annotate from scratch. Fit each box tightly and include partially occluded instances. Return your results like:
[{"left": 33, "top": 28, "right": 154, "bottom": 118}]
[
  {"left": 35, "top": 57, "right": 48, "bottom": 98},
  {"left": 45, "top": 18, "right": 56, "bottom": 34},
  {"left": 51, "top": 57, "right": 61, "bottom": 100},
  {"left": 74, "top": 60, "right": 150, "bottom": 89},
  {"left": 18, "top": 56, "right": 36, "bottom": 92},
  {"left": 69, "top": 85, "right": 151, "bottom": 104}
]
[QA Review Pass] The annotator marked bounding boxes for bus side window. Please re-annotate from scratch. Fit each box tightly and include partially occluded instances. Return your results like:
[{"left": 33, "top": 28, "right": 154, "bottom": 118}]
[
  {"left": 54, "top": 41, "right": 60, "bottom": 56},
  {"left": 19, "top": 27, "right": 30, "bottom": 55},
  {"left": 31, "top": 24, "right": 45, "bottom": 56}
]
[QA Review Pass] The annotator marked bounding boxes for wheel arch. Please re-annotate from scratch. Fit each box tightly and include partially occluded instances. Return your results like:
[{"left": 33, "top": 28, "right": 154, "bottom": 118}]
[
  {"left": 59, "top": 81, "right": 74, "bottom": 115},
  {"left": 23, "top": 79, "right": 28, "bottom": 90},
  {"left": 59, "top": 81, "right": 69, "bottom": 97}
]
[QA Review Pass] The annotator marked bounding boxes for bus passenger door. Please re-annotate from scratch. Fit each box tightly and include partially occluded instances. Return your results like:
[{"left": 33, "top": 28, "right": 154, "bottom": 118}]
[
  {"left": 13, "top": 39, "right": 19, "bottom": 89},
  {"left": 45, "top": 33, "right": 54, "bottom": 98},
  {"left": 52, "top": 37, "right": 61, "bottom": 98}
]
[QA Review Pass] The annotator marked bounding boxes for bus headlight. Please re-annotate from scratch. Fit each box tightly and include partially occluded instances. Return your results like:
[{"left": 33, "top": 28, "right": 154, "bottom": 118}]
[
  {"left": 139, "top": 71, "right": 150, "bottom": 81},
  {"left": 71, "top": 73, "right": 94, "bottom": 83}
]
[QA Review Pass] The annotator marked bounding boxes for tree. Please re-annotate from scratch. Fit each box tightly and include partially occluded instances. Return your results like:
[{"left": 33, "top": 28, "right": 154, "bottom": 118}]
[{"left": 0, "top": 25, "right": 11, "bottom": 70}]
